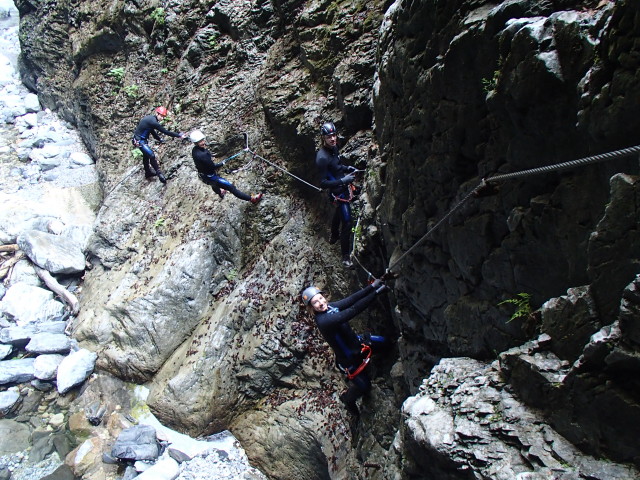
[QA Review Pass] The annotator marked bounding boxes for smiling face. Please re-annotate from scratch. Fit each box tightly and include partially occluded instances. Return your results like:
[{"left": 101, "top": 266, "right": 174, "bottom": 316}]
[{"left": 310, "top": 293, "right": 328, "bottom": 312}]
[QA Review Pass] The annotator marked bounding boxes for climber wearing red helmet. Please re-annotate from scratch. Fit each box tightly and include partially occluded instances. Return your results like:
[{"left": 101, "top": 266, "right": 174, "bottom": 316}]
[{"left": 132, "top": 106, "right": 186, "bottom": 184}]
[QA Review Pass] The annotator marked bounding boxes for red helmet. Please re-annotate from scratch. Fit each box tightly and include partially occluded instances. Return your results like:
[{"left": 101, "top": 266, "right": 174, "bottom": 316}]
[{"left": 155, "top": 106, "right": 168, "bottom": 116}]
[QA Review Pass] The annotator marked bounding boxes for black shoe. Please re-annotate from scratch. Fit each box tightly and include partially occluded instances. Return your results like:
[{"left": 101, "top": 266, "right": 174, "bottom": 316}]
[
  {"left": 329, "top": 233, "right": 339, "bottom": 245},
  {"left": 145, "top": 171, "right": 156, "bottom": 179},
  {"left": 157, "top": 173, "right": 167, "bottom": 184},
  {"left": 342, "top": 257, "right": 354, "bottom": 269}
]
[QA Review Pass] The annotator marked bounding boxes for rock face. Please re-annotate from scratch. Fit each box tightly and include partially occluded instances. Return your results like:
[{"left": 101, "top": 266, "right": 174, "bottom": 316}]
[{"left": 15, "top": 0, "right": 640, "bottom": 478}]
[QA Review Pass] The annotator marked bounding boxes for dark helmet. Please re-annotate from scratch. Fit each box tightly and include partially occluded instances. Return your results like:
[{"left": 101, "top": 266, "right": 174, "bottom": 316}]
[
  {"left": 320, "top": 122, "right": 337, "bottom": 136},
  {"left": 301, "top": 286, "right": 322, "bottom": 305}
]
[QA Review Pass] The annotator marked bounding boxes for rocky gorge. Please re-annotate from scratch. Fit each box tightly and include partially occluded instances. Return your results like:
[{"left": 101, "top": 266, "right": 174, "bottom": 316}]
[{"left": 2, "top": 0, "right": 639, "bottom": 479}]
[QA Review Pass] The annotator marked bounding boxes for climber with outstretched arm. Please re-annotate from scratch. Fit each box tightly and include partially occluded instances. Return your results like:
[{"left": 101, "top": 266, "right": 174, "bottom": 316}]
[
  {"left": 302, "top": 280, "right": 389, "bottom": 416},
  {"left": 190, "top": 130, "right": 263, "bottom": 204},
  {"left": 132, "top": 106, "right": 186, "bottom": 184},
  {"left": 315, "top": 121, "right": 359, "bottom": 268}
]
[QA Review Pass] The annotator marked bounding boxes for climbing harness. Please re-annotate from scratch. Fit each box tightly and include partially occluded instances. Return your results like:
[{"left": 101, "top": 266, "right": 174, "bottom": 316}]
[
  {"left": 342, "top": 344, "right": 372, "bottom": 380},
  {"left": 380, "top": 144, "right": 640, "bottom": 276},
  {"left": 331, "top": 183, "right": 358, "bottom": 204}
]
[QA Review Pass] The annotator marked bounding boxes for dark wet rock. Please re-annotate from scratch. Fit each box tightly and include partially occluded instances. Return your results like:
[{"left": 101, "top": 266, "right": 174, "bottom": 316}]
[
  {"left": 111, "top": 424, "right": 159, "bottom": 462},
  {"left": 40, "top": 464, "right": 76, "bottom": 480}
]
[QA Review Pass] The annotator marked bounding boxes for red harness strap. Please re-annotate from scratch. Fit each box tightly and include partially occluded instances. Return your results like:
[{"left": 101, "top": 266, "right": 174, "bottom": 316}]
[
  {"left": 345, "top": 344, "right": 372, "bottom": 380},
  {"left": 332, "top": 183, "right": 357, "bottom": 204}
]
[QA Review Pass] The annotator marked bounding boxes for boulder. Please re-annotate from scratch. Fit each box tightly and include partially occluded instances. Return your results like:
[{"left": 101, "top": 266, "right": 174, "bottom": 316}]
[
  {"left": 0, "top": 344, "right": 11, "bottom": 360},
  {"left": 24, "top": 92, "right": 40, "bottom": 112},
  {"left": 18, "top": 230, "right": 86, "bottom": 275},
  {"left": 26, "top": 333, "right": 71, "bottom": 355},
  {"left": 0, "top": 358, "right": 35, "bottom": 384},
  {"left": 0, "top": 388, "right": 20, "bottom": 415},
  {"left": 56, "top": 349, "right": 97, "bottom": 394},
  {"left": 0, "top": 282, "right": 65, "bottom": 324},
  {"left": 0, "top": 419, "right": 31, "bottom": 455},
  {"left": 111, "top": 424, "right": 160, "bottom": 462},
  {"left": 33, "top": 354, "right": 65, "bottom": 380}
]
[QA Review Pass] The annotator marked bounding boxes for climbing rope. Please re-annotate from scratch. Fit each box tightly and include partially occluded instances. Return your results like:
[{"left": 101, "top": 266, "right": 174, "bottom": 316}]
[
  {"left": 483, "top": 144, "right": 640, "bottom": 184},
  {"left": 379, "top": 144, "right": 640, "bottom": 277},
  {"left": 242, "top": 132, "right": 323, "bottom": 192},
  {"left": 386, "top": 186, "right": 480, "bottom": 274}
]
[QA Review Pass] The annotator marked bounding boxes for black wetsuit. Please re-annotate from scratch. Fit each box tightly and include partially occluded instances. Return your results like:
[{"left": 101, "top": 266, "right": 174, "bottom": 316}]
[
  {"left": 315, "top": 145, "right": 354, "bottom": 259},
  {"left": 132, "top": 115, "right": 182, "bottom": 176},
  {"left": 192, "top": 145, "right": 251, "bottom": 201},
  {"left": 314, "top": 284, "right": 385, "bottom": 406}
]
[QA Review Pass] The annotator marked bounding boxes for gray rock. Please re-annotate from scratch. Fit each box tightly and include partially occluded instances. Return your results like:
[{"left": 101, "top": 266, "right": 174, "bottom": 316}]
[
  {"left": 25, "top": 333, "right": 71, "bottom": 355},
  {"left": 0, "top": 358, "right": 35, "bottom": 384},
  {"left": 17, "top": 230, "right": 86, "bottom": 275},
  {"left": 56, "top": 348, "right": 97, "bottom": 394},
  {"left": 7, "top": 259, "right": 42, "bottom": 287},
  {"left": 111, "top": 424, "right": 159, "bottom": 462},
  {"left": 0, "top": 388, "right": 20, "bottom": 415},
  {"left": 401, "top": 357, "right": 637, "bottom": 480},
  {"left": 69, "top": 151, "right": 93, "bottom": 166},
  {"left": 40, "top": 464, "right": 75, "bottom": 480},
  {"left": 175, "top": 446, "right": 268, "bottom": 479},
  {"left": 16, "top": 112, "right": 37, "bottom": 129},
  {"left": 0, "top": 324, "right": 35, "bottom": 346},
  {"left": 30, "top": 434, "right": 54, "bottom": 463},
  {"left": 540, "top": 286, "right": 600, "bottom": 362},
  {"left": 0, "top": 344, "right": 11, "bottom": 360},
  {"left": 24, "top": 93, "right": 40, "bottom": 113},
  {"left": 0, "top": 282, "right": 65, "bottom": 324},
  {"left": 31, "top": 379, "right": 55, "bottom": 392},
  {"left": 0, "top": 419, "right": 31, "bottom": 455},
  {"left": 35, "top": 321, "right": 68, "bottom": 335},
  {"left": 61, "top": 224, "right": 93, "bottom": 252},
  {"left": 33, "top": 354, "right": 65, "bottom": 380}
]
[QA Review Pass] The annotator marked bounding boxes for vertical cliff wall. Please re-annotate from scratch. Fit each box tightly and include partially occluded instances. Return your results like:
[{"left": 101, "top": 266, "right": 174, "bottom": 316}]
[{"left": 14, "top": 0, "right": 640, "bottom": 478}]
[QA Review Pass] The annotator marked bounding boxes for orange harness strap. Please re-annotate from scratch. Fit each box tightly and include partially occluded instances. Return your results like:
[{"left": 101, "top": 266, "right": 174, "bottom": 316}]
[{"left": 345, "top": 344, "right": 372, "bottom": 380}]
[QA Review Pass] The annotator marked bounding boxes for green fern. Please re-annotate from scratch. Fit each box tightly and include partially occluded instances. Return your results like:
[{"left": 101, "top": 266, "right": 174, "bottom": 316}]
[
  {"left": 107, "top": 67, "right": 125, "bottom": 83},
  {"left": 150, "top": 7, "right": 166, "bottom": 26},
  {"left": 498, "top": 293, "right": 532, "bottom": 323}
]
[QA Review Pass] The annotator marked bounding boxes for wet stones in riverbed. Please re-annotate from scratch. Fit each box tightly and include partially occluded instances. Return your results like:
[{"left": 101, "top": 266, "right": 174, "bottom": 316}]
[{"left": 0, "top": 282, "right": 65, "bottom": 325}]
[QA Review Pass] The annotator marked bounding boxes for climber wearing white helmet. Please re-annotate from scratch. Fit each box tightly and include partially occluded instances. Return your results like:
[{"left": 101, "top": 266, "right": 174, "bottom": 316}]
[{"left": 190, "top": 130, "right": 263, "bottom": 204}]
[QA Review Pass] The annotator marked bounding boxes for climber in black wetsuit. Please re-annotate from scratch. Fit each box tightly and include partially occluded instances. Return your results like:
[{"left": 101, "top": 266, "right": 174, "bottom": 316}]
[
  {"left": 302, "top": 281, "right": 388, "bottom": 415},
  {"left": 189, "top": 130, "right": 263, "bottom": 204},
  {"left": 315, "top": 121, "right": 358, "bottom": 268},
  {"left": 132, "top": 106, "right": 186, "bottom": 184}
]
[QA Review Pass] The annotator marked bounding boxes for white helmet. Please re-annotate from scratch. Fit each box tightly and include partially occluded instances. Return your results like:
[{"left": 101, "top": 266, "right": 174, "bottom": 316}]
[{"left": 190, "top": 130, "right": 205, "bottom": 143}]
